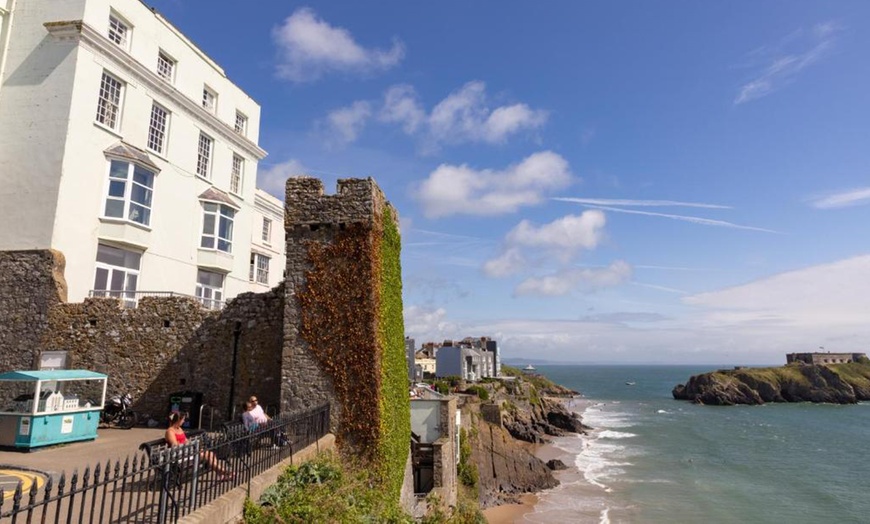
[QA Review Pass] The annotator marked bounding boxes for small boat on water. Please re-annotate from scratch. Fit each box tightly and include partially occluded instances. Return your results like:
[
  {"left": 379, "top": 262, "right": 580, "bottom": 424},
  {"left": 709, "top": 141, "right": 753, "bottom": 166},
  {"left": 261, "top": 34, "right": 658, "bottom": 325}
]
[{"left": 625, "top": 381, "right": 636, "bottom": 386}]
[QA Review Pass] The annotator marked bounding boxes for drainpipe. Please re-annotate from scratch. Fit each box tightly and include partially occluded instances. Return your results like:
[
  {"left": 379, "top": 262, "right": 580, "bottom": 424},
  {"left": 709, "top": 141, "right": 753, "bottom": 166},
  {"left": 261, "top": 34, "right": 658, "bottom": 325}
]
[{"left": 227, "top": 322, "right": 241, "bottom": 420}]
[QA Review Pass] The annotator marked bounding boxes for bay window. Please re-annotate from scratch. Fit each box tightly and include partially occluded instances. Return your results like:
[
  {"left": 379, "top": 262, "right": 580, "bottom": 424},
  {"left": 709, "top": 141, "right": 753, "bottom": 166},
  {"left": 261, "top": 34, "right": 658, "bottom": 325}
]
[
  {"left": 201, "top": 202, "right": 235, "bottom": 253},
  {"left": 104, "top": 160, "right": 155, "bottom": 226}
]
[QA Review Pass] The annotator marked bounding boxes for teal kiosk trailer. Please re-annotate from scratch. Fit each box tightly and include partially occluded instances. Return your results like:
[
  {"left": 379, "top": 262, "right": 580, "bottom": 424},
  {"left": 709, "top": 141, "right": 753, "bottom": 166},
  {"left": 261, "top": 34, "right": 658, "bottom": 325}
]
[{"left": 0, "top": 370, "right": 107, "bottom": 449}]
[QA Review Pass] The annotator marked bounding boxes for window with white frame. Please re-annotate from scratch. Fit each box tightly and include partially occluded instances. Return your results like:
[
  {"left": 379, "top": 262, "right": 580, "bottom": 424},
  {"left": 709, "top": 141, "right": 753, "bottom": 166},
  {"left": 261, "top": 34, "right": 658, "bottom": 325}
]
[
  {"left": 230, "top": 154, "right": 244, "bottom": 194},
  {"left": 156, "top": 51, "right": 175, "bottom": 82},
  {"left": 104, "top": 160, "right": 155, "bottom": 226},
  {"left": 96, "top": 71, "right": 124, "bottom": 130},
  {"left": 202, "top": 86, "right": 217, "bottom": 113},
  {"left": 147, "top": 103, "right": 169, "bottom": 154},
  {"left": 234, "top": 111, "right": 247, "bottom": 136},
  {"left": 261, "top": 218, "right": 271, "bottom": 244},
  {"left": 201, "top": 202, "right": 235, "bottom": 253},
  {"left": 250, "top": 253, "right": 270, "bottom": 285},
  {"left": 93, "top": 244, "right": 141, "bottom": 308},
  {"left": 107, "top": 13, "right": 130, "bottom": 49},
  {"left": 196, "top": 132, "right": 213, "bottom": 178},
  {"left": 195, "top": 269, "right": 224, "bottom": 310}
]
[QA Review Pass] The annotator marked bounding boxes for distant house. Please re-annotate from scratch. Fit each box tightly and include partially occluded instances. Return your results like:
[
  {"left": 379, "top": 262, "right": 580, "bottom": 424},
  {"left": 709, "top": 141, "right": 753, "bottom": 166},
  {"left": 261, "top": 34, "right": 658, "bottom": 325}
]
[
  {"left": 786, "top": 352, "right": 867, "bottom": 365},
  {"left": 405, "top": 337, "right": 416, "bottom": 381},
  {"left": 435, "top": 344, "right": 494, "bottom": 381},
  {"left": 410, "top": 388, "right": 458, "bottom": 512},
  {"left": 414, "top": 353, "right": 436, "bottom": 378}
]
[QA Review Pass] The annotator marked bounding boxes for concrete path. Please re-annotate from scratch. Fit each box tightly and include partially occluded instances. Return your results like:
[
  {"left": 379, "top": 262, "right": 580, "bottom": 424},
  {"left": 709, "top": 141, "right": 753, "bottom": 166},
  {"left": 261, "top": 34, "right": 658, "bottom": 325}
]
[{"left": 0, "top": 427, "right": 165, "bottom": 476}]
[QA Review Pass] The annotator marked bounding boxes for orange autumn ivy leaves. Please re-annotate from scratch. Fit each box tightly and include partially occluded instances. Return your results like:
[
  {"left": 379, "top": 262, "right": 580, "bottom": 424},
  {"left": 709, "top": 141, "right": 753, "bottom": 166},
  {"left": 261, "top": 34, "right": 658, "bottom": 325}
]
[{"left": 297, "top": 208, "right": 409, "bottom": 501}]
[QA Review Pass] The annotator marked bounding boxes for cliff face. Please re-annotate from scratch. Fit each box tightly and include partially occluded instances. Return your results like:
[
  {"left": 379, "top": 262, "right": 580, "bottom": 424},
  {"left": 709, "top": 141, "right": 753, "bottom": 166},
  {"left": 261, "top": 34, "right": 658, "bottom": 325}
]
[
  {"left": 461, "top": 378, "right": 588, "bottom": 508},
  {"left": 468, "top": 410, "right": 558, "bottom": 508},
  {"left": 673, "top": 362, "right": 870, "bottom": 405}
]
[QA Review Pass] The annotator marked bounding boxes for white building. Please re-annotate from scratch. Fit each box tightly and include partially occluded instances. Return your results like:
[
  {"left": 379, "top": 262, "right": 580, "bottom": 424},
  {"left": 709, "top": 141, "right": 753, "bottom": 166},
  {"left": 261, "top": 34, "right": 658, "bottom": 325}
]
[
  {"left": 249, "top": 188, "right": 284, "bottom": 291},
  {"left": 0, "top": 0, "right": 277, "bottom": 308}
]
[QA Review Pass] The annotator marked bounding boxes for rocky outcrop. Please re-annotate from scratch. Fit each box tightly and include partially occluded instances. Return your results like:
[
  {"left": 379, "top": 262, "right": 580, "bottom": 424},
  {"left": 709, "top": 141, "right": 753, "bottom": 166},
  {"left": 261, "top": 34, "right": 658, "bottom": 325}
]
[
  {"left": 673, "top": 363, "right": 870, "bottom": 405},
  {"left": 546, "top": 459, "right": 567, "bottom": 471},
  {"left": 469, "top": 413, "right": 558, "bottom": 508},
  {"left": 460, "top": 378, "right": 588, "bottom": 508}
]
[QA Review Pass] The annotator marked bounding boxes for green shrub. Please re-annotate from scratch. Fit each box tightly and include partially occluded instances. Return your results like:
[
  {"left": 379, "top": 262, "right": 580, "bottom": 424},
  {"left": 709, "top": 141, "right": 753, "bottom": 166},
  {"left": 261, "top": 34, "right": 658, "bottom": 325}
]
[
  {"left": 244, "top": 453, "right": 412, "bottom": 523},
  {"left": 464, "top": 385, "right": 489, "bottom": 401},
  {"left": 457, "top": 428, "right": 478, "bottom": 489}
]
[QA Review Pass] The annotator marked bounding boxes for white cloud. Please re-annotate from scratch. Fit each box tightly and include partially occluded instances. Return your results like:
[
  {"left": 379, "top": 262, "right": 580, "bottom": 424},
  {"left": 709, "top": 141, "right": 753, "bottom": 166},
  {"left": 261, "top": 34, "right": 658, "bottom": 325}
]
[
  {"left": 320, "top": 101, "right": 372, "bottom": 145},
  {"left": 405, "top": 255, "right": 870, "bottom": 364},
  {"left": 515, "top": 260, "right": 632, "bottom": 297},
  {"left": 404, "top": 305, "right": 455, "bottom": 337},
  {"left": 507, "top": 211, "right": 606, "bottom": 253},
  {"left": 416, "top": 151, "right": 572, "bottom": 218},
  {"left": 428, "top": 81, "right": 548, "bottom": 145},
  {"left": 735, "top": 21, "right": 842, "bottom": 104},
  {"left": 327, "top": 81, "right": 547, "bottom": 147},
  {"left": 258, "top": 159, "right": 307, "bottom": 200},
  {"left": 809, "top": 187, "right": 870, "bottom": 209},
  {"left": 482, "top": 248, "right": 526, "bottom": 278},
  {"left": 273, "top": 8, "right": 404, "bottom": 82},
  {"left": 379, "top": 84, "right": 426, "bottom": 133},
  {"left": 554, "top": 197, "right": 731, "bottom": 209},
  {"left": 684, "top": 255, "right": 870, "bottom": 328}
]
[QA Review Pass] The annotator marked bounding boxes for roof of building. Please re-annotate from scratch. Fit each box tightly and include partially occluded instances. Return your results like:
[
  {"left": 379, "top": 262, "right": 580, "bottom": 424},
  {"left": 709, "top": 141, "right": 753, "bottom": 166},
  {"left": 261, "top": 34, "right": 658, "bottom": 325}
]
[
  {"left": 104, "top": 142, "right": 160, "bottom": 172},
  {"left": 0, "top": 370, "right": 108, "bottom": 381},
  {"left": 199, "top": 187, "right": 240, "bottom": 209}
]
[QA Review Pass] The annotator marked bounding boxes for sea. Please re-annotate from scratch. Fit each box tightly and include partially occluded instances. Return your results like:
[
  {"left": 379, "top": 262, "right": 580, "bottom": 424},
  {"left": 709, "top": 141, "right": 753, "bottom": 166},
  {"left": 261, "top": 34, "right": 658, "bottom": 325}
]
[{"left": 522, "top": 365, "right": 870, "bottom": 524}]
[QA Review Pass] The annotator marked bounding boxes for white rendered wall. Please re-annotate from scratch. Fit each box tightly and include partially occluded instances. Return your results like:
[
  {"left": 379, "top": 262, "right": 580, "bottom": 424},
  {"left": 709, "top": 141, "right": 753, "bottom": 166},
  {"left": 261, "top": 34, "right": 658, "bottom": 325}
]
[
  {"left": 1, "top": 0, "right": 265, "bottom": 303},
  {"left": 0, "top": 0, "right": 87, "bottom": 249},
  {"left": 249, "top": 189, "right": 285, "bottom": 292}
]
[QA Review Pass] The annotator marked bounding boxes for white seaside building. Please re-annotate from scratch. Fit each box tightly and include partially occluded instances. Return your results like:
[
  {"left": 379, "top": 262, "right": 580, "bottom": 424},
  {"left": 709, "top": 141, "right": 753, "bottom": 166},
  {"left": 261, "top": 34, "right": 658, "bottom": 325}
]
[
  {"left": 249, "top": 188, "right": 284, "bottom": 291},
  {"left": 0, "top": 0, "right": 284, "bottom": 307}
]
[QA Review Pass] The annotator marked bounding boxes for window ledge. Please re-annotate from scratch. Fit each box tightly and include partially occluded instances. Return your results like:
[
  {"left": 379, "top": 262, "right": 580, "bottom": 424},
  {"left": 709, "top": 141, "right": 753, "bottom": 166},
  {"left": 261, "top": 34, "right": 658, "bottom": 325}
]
[
  {"left": 197, "top": 248, "right": 234, "bottom": 273},
  {"left": 146, "top": 148, "right": 169, "bottom": 163},
  {"left": 195, "top": 174, "right": 213, "bottom": 185},
  {"left": 99, "top": 217, "right": 152, "bottom": 232},
  {"left": 98, "top": 219, "right": 151, "bottom": 250},
  {"left": 93, "top": 121, "right": 123, "bottom": 139}
]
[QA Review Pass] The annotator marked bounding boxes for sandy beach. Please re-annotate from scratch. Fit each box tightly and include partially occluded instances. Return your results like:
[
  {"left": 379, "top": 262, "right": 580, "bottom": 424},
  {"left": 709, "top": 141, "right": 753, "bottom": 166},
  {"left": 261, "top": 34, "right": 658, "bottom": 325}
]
[
  {"left": 484, "top": 396, "right": 589, "bottom": 523},
  {"left": 483, "top": 493, "right": 539, "bottom": 524}
]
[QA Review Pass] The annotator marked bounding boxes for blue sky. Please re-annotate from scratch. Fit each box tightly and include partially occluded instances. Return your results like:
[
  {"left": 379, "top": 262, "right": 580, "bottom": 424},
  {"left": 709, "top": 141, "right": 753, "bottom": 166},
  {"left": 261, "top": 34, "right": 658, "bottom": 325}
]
[{"left": 152, "top": 1, "right": 870, "bottom": 364}]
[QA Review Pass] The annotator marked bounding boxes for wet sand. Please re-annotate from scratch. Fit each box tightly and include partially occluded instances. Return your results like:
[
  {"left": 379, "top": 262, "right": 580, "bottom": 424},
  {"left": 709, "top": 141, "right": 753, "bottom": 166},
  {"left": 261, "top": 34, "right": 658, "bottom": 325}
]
[
  {"left": 484, "top": 396, "right": 590, "bottom": 523},
  {"left": 483, "top": 493, "right": 538, "bottom": 524}
]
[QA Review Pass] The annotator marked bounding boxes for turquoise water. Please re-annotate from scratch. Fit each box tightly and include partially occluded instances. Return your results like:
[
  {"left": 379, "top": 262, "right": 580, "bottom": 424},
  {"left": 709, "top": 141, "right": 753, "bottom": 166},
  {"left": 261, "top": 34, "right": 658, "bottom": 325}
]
[{"left": 525, "top": 365, "right": 870, "bottom": 524}]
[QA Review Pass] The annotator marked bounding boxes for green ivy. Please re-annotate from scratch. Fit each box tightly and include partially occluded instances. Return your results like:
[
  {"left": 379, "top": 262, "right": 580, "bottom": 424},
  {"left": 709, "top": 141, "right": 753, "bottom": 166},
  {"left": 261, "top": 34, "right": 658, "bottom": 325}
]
[
  {"left": 377, "top": 209, "right": 411, "bottom": 501},
  {"left": 457, "top": 427, "right": 478, "bottom": 489}
]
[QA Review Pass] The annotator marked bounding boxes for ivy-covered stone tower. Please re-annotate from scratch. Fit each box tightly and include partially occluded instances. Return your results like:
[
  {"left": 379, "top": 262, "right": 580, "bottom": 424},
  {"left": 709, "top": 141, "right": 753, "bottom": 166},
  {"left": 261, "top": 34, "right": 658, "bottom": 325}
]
[{"left": 282, "top": 176, "right": 410, "bottom": 499}]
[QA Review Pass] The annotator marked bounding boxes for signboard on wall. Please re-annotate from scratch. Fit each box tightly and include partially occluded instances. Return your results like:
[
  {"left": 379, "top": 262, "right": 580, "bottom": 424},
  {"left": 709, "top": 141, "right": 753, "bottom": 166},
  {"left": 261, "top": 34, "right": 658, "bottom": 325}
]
[
  {"left": 60, "top": 416, "right": 74, "bottom": 434},
  {"left": 39, "top": 351, "right": 68, "bottom": 370},
  {"left": 19, "top": 417, "right": 30, "bottom": 436}
]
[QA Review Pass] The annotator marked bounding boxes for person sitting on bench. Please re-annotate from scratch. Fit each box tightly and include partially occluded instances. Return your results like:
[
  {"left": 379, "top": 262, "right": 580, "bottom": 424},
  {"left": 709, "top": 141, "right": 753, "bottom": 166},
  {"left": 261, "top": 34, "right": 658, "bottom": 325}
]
[
  {"left": 242, "top": 400, "right": 269, "bottom": 430},
  {"left": 165, "top": 411, "right": 234, "bottom": 481}
]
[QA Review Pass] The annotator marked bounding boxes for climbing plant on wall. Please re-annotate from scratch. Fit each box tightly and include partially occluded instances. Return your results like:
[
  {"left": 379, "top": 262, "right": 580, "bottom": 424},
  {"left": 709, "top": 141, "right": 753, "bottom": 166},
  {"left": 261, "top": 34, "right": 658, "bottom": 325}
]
[
  {"left": 297, "top": 205, "right": 410, "bottom": 502},
  {"left": 376, "top": 208, "right": 411, "bottom": 500}
]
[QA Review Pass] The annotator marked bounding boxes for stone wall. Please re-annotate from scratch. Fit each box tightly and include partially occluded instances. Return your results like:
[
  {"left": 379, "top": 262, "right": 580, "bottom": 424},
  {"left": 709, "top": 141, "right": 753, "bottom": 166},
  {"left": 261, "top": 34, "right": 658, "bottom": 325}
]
[
  {"left": 0, "top": 250, "right": 67, "bottom": 375},
  {"left": 41, "top": 286, "right": 285, "bottom": 422},
  {"left": 281, "top": 177, "right": 387, "bottom": 425},
  {"left": 786, "top": 352, "right": 867, "bottom": 365}
]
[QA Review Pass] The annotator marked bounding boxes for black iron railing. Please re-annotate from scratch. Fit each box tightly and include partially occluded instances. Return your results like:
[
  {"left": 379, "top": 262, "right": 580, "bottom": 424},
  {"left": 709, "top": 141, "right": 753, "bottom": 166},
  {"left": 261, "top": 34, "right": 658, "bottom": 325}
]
[{"left": 0, "top": 404, "right": 330, "bottom": 523}]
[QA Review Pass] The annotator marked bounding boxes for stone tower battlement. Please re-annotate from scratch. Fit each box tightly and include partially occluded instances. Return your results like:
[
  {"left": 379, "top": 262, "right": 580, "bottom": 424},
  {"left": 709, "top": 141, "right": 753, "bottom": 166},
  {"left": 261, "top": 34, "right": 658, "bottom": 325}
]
[{"left": 284, "top": 177, "right": 390, "bottom": 229}]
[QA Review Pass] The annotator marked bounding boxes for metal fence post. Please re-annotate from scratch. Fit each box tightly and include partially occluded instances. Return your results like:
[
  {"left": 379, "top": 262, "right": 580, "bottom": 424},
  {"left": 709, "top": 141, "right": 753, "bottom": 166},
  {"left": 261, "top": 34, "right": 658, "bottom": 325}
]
[
  {"left": 191, "top": 440, "right": 201, "bottom": 511},
  {"left": 157, "top": 450, "right": 172, "bottom": 524}
]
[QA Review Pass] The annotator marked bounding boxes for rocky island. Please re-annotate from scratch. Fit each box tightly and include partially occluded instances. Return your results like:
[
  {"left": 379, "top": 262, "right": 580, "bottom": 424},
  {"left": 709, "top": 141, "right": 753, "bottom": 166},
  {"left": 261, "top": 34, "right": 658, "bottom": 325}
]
[{"left": 673, "top": 354, "right": 870, "bottom": 405}]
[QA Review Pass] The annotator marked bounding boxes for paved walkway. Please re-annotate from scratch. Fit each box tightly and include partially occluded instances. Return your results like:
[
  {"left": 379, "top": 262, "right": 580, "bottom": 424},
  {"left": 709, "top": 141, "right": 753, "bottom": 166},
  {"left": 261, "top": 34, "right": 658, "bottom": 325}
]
[{"left": 0, "top": 427, "right": 165, "bottom": 476}]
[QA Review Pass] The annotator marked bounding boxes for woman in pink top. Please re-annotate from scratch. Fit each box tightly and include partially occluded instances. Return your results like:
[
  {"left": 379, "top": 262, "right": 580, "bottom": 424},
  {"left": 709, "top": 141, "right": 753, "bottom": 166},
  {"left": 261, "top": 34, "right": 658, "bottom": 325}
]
[{"left": 165, "top": 412, "right": 233, "bottom": 480}]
